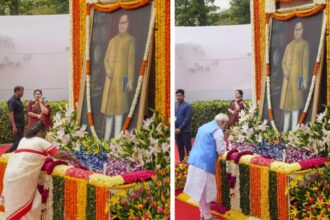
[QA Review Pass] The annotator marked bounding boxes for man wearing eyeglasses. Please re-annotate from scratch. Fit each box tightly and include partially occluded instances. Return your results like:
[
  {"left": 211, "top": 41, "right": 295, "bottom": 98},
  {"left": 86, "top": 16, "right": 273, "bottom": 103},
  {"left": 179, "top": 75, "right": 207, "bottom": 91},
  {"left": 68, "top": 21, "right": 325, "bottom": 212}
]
[
  {"left": 280, "top": 21, "right": 309, "bottom": 132},
  {"left": 101, "top": 14, "right": 136, "bottom": 140}
]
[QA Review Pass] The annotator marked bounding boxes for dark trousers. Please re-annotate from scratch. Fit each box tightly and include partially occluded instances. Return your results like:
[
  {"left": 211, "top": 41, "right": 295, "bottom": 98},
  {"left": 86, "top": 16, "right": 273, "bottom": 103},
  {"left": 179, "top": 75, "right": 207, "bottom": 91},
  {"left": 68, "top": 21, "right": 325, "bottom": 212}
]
[
  {"left": 176, "top": 132, "right": 192, "bottom": 161},
  {"left": 6, "top": 126, "right": 24, "bottom": 153}
]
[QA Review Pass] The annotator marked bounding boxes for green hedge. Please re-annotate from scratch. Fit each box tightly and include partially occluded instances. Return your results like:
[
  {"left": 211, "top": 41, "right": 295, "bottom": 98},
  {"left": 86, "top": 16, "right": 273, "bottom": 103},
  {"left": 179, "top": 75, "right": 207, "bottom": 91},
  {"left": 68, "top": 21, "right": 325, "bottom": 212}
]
[
  {"left": 191, "top": 100, "right": 251, "bottom": 137},
  {"left": 191, "top": 100, "right": 231, "bottom": 137},
  {"left": 0, "top": 100, "right": 67, "bottom": 144}
]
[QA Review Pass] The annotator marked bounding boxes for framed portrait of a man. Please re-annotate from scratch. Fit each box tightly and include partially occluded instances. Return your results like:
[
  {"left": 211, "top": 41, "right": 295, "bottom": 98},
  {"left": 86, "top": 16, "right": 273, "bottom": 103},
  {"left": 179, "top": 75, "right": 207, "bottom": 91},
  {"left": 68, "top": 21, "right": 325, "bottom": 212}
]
[
  {"left": 260, "top": 9, "right": 326, "bottom": 132},
  {"left": 78, "top": 2, "right": 154, "bottom": 140}
]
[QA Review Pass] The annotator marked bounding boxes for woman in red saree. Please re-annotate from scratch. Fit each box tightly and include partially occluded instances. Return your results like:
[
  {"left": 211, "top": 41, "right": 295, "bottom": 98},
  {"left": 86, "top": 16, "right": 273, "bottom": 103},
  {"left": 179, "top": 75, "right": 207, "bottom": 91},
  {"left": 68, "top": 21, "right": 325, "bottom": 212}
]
[
  {"left": 26, "top": 89, "right": 51, "bottom": 130},
  {"left": 228, "top": 89, "right": 245, "bottom": 128},
  {"left": 2, "top": 122, "right": 79, "bottom": 220}
]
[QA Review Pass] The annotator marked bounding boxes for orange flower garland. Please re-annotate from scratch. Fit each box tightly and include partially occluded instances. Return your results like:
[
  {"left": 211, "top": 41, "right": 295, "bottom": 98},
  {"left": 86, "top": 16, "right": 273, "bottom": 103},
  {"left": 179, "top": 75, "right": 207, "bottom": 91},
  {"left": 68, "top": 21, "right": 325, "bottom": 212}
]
[
  {"left": 252, "top": 0, "right": 266, "bottom": 102},
  {"left": 0, "top": 162, "right": 6, "bottom": 212},
  {"left": 270, "top": 4, "right": 325, "bottom": 20},
  {"left": 276, "top": 173, "right": 288, "bottom": 220},
  {"left": 249, "top": 165, "right": 261, "bottom": 217},
  {"left": 96, "top": 186, "right": 109, "bottom": 220},
  {"left": 90, "top": 0, "right": 150, "bottom": 12},
  {"left": 0, "top": 162, "right": 6, "bottom": 195},
  {"left": 64, "top": 177, "right": 78, "bottom": 219}
]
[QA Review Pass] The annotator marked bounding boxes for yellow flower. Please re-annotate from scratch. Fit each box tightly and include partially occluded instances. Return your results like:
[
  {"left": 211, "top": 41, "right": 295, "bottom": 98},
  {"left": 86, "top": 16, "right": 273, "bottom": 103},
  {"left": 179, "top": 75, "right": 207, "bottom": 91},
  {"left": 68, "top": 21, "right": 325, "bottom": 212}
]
[
  {"left": 129, "top": 209, "right": 135, "bottom": 219},
  {"left": 143, "top": 182, "right": 150, "bottom": 190},
  {"left": 110, "top": 196, "right": 120, "bottom": 205},
  {"left": 117, "top": 190, "right": 127, "bottom": 198},
  {"left": 290, "top": 207, "right": 299, "bottom": 218}
]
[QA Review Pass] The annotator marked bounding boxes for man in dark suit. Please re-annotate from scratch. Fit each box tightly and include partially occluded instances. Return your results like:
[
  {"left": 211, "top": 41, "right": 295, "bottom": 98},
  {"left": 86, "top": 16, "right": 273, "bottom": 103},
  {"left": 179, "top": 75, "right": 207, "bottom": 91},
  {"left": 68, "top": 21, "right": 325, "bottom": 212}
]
[
  {"left": 6, "top": 86, "right": 25, "bottom": 153},
  {"left": 175, "top": 89, "right": 192, "bottom": 161}
]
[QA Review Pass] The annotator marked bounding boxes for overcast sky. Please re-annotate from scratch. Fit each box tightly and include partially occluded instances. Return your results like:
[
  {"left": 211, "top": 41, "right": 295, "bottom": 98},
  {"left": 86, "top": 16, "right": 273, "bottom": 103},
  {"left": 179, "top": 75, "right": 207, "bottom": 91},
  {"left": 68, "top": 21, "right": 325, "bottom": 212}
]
[{"left": 214, "top": 0, "right": 230, "bottom": 11}]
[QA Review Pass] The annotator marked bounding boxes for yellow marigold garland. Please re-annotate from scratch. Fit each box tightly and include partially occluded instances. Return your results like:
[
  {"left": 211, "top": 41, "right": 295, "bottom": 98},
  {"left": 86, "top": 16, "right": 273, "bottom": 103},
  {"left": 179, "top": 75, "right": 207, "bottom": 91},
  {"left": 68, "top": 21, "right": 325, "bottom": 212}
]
[
  {"left": 52, "top": 165, "right": 73, "bottom": 176},
  {"left": 89, "top": 174, "right": 125, "bottom": 187},
  {"left": 76, "top": 179, "right": 87, "bottom": 220},
  {"left": 155, "top": 0, "right": 169, "bottom": 117},
  {"left": 260, "top": 167, "right": 270, "bottom": 220}
]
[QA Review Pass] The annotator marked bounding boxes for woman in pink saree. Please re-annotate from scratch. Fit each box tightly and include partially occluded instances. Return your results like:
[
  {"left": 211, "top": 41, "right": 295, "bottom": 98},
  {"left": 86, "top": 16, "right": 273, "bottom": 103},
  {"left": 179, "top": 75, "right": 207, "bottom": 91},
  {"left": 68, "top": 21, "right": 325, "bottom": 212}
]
[{"left": 2, "top": 122, "right": 79, "bottom": 220}]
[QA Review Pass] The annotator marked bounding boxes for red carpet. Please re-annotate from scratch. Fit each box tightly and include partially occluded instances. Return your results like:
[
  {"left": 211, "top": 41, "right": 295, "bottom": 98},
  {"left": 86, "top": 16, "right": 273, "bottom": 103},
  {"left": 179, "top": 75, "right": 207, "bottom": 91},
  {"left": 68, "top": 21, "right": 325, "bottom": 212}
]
[
  {"left": 0, "top": 145, "right": 10, "bottom": 155},
  {"left": 175, "top": 198, "right": 225, "bottom": 220},
  {"left": 175, "top": 139, "right": 195, "bottom": 162}
]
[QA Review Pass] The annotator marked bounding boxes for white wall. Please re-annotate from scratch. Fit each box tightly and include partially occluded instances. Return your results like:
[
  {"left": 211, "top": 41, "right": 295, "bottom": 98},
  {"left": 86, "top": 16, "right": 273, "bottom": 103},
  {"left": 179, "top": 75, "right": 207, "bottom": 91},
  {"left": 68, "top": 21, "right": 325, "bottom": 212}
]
[
  {"left": 175, "top": 25, "right": 252, "bottom": 102},
  {"left": 0, "top": 15, "right": 69, "bottom": 101}
]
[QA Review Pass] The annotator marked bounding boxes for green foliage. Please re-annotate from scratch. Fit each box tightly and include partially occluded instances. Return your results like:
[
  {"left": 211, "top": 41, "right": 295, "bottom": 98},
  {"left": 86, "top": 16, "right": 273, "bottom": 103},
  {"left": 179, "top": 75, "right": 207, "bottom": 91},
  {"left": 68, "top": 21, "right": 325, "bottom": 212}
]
[
  {"left": 175, "top": 0, "right": 219, "bottom": 26},
  {"left": 289, "top": 165, "right": 330, "bottom": 219},
  {"left": 110, "top": 166, "right": 170, "bottom": 219},
  {"left": 0, "top": 100, "right": 67, "bottom": 144},
  {"left": 216, "top": 0, "right": 250, "bottom": 25},
  {"left": 0, "top": 0, "right": 69, "bottom": 15},
  {"left": 0, "top": 102, "right": 12, "bottom": 144},
  {"left": 190, "top": 100, "right": 230, "bottom": 137}
]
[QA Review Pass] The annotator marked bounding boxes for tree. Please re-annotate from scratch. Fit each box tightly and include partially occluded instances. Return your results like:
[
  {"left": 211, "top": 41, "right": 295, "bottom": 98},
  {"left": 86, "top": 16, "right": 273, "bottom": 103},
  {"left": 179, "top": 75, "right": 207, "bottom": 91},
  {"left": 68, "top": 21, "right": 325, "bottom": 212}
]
[
  {"left": 175, "top": 0, "right": 219, "bottom": 26},
  {"left": 229, "top": 0, "right": 250, "bottom": 24},
  {"left": 217, "top": 0, "right": 250, "bottom": 25},
  {"left": 0, "top": 0, "right": 69, "bottom": 15}
]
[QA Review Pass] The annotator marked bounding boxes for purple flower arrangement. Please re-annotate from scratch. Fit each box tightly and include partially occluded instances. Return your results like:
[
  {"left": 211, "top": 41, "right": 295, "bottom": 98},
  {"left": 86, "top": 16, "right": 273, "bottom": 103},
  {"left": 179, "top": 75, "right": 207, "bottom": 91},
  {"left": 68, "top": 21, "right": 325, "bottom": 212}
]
[{"left": 104, "top": 157, "right": 142, "bottom": 176}]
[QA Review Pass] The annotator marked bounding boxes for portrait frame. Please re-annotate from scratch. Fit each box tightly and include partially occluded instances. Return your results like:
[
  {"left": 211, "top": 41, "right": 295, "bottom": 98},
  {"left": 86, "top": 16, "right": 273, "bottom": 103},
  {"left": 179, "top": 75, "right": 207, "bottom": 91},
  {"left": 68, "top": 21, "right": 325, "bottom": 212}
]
[
  {"left": 258, "top": 4, "right": 327, "bottom": 133},
  {"left": 77, "top": 0, "right": 155, "bottom": 140}
]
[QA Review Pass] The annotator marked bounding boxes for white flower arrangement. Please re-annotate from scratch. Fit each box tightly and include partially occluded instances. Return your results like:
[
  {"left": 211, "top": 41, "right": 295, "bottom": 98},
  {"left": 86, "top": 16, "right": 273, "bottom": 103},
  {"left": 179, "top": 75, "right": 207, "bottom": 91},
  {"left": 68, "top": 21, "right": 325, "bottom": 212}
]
[
  {"left": 287, "top": 108, "right": 330, "bottom": 158},
  {"left": 109, "top": 112, "right": 170, "bottom": 170},
  {"left": 47, "top": 105, "right": 87, "bottom": 152}
]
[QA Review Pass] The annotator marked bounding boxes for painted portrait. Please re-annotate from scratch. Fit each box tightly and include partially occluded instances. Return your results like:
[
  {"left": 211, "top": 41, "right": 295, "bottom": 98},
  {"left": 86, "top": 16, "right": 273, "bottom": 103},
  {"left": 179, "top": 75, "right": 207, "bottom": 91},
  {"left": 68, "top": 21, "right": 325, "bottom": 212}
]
[
  {"left": 262, "top": 11, "right": 324, "bottom": 132},
  {"left": 80, "top": 3, "right": 153, "bottom": 140}
]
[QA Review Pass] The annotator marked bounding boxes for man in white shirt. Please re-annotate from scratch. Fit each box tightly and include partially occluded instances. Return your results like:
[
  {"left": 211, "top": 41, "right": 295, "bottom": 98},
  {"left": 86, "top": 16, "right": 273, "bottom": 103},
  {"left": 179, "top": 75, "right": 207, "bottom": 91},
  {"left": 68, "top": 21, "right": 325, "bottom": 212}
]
[{"left": 184, "top": 113, "right": 229, "bottom": 220}]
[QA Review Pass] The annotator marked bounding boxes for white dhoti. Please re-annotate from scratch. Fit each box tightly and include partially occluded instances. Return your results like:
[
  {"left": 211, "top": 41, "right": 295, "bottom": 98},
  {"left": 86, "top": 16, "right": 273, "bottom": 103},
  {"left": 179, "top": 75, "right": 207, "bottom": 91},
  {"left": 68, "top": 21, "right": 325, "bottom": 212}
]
[{"left": 184, "top": 165, "right": 217, "bottom": 219}]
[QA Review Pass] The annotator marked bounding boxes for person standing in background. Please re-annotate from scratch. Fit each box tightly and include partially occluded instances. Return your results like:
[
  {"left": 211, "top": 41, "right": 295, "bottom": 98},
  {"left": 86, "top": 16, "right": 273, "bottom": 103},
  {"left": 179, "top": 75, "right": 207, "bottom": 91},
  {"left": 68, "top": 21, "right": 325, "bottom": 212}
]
[
  {"left": 175, "top": 89, "right": 192, "bottom": 161},
  {"left": 228, "top": 89, "right": 245, "bottom": 128},
  {"left": 26, "top": 89, "right": 52, "bottom": 130},
  {"left": 6, "top": 86, "right": 25, "bottom": 153}
]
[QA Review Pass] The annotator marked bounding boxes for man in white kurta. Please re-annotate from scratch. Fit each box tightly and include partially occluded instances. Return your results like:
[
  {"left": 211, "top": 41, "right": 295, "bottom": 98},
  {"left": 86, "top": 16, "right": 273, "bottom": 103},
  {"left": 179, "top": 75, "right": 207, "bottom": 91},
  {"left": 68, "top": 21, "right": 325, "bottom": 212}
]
[{"left": 184, "top": 113, "right": 229, "bottom": 220}]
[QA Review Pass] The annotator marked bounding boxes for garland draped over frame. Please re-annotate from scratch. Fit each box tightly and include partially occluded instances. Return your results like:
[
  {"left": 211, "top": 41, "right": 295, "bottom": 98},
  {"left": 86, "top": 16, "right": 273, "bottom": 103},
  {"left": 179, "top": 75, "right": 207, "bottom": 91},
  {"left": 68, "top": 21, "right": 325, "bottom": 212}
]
[
  {"left": 265, "top": 7, "right": 327, "bottom": 130},
  {"left": 71, "top": 0, "right": 171, "bottom": 122},
  {"left": 70, "top": 0, "right": 87, "bottom": 107},
  {"left": 155, "top": 0, "right": 171, "bottom": 121},
  {"left": 84, "top": 0, "right": 155, "bottom": 138},
  {"left": 252, "top": 1, "right": 330, "bottom": 105},
  {"left": 251, "top": 0, "right": 266, "bottom": 104}
]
